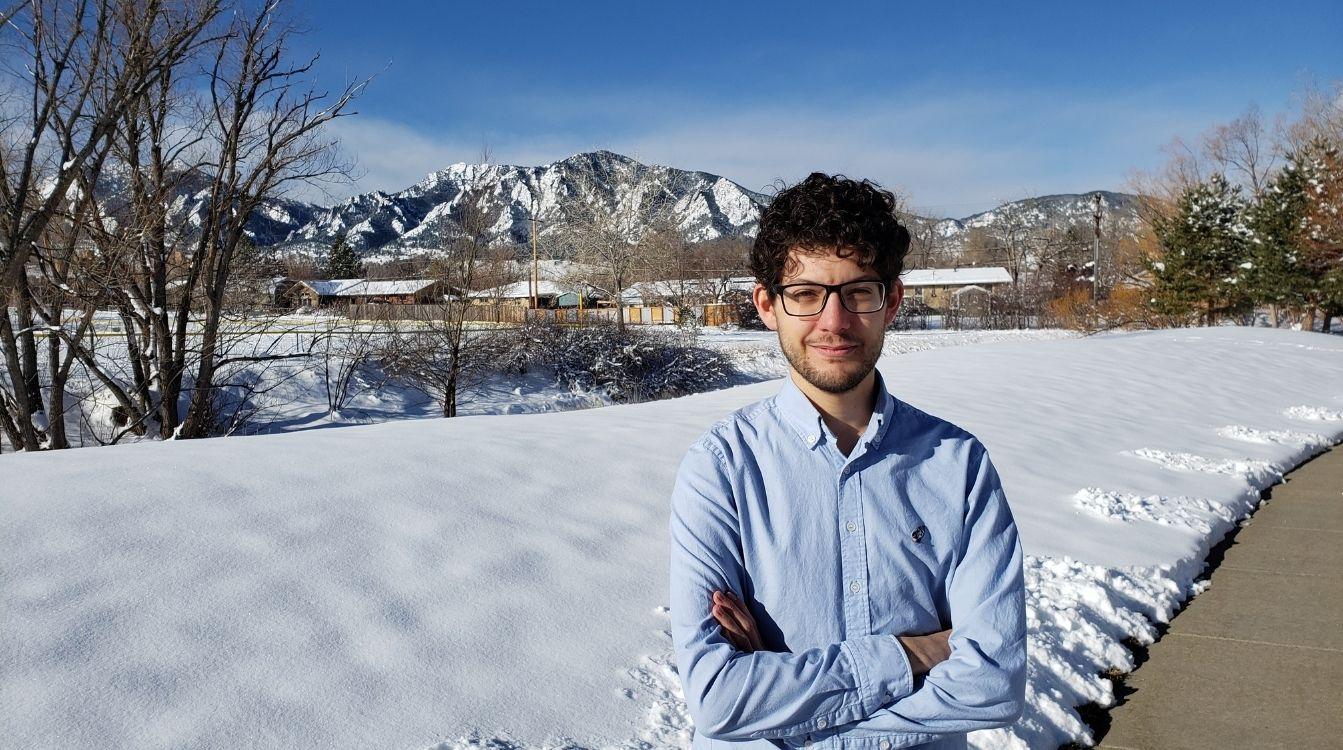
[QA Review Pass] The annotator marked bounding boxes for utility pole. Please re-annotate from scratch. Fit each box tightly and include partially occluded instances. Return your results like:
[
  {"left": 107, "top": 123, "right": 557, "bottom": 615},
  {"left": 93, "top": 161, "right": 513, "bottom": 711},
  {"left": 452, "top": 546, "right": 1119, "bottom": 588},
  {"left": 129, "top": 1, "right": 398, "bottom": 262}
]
[
  {"left": 530, "top": 196, "right": 539, "bottom": 310},
  {"left": 1092, "top": 192, "right": 1102, "bottom": 303}
]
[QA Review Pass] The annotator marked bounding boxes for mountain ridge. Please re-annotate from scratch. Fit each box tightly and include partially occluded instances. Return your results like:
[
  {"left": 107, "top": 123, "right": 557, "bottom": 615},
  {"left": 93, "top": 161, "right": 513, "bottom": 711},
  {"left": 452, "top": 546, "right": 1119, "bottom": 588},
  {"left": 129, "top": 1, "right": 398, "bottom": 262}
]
[{"left": 221, "top": 151, "right": 1141, "bottom": 260}]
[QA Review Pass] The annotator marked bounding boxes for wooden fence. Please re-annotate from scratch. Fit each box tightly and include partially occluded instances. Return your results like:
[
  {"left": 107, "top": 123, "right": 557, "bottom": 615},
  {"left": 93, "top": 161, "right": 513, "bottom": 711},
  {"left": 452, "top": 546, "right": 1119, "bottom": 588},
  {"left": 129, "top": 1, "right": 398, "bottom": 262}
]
[{"left": 344, "top": 302, "right": 742, "bottom": 327}]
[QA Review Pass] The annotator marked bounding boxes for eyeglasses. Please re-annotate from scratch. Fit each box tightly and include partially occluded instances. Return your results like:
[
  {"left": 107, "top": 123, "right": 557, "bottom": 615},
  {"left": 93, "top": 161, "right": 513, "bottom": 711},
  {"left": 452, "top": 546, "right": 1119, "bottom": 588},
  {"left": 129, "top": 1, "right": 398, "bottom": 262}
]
[{"left": 772, "top": 280, "right": 888, "bottom": 317}]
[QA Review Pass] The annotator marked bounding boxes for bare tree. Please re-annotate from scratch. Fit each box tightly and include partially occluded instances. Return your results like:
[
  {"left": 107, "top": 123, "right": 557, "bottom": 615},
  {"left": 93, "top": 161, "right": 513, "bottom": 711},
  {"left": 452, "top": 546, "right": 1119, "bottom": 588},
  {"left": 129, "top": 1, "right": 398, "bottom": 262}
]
[
  {"left": 317, "top": 320, "right": 385, "bottom": 415},
  {"left": 983, "top": 197, "right": 1041, "bottom": 326},
  {"left": 1285, "top": 79, "right": 1343, "bottom": 152},
  {"left": 1206, "top": 104, "right": 1279, "bottom": 200},
  {"left": 560, "top": 160, "right": 690, "bottom": 330},
  {"left": 382, "top": 170, "right": 502, "bottom": 417},
  {"left": 0, "top": 0, "right": 224, "bottom": 450},
  {"left": 0, "top": 0, "right": 367, "bottom": 451}
]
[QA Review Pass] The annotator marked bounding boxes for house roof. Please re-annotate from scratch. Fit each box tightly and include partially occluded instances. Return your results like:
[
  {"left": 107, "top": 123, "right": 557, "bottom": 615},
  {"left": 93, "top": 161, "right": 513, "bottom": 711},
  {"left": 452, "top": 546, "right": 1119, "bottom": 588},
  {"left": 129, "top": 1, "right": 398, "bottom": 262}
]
[
  {"left": 299, "top": 279, "right": 437, "bottom": 297},
  {"left": 622, "top": 276, "right": 757, "bottom": 303},
  {"left": 900, "top": 267, "right": 1012, "bottom": 287},
  {"left": 468, "top": 280, "right": 608, "bottom": 300}
]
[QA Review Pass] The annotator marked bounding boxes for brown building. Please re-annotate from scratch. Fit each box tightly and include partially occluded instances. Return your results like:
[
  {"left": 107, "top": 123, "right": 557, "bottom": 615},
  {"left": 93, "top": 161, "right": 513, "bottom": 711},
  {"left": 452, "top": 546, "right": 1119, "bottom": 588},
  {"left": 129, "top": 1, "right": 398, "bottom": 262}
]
[
  {"left": 900, "top": 267, "right": 1012, "bottom": 312},
  {"left": 284, "top": 279, "right": 443, "bottom": 308}
]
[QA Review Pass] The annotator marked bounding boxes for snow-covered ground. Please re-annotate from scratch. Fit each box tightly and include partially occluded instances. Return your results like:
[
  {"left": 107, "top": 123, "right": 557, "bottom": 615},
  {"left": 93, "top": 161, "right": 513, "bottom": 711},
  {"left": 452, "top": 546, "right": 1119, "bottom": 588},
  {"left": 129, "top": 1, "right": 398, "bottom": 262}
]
[
  {"left": 29, "top": 322, "right": 1070, "bottom": 446},
  {"left": 3, "top": 327, "right": 1341, "bottom": 749}
]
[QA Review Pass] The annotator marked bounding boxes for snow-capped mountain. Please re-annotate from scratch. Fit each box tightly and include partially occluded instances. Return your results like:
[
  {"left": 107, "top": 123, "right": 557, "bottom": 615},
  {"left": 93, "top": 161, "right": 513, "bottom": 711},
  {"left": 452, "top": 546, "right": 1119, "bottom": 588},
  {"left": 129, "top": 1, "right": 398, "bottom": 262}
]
[
  {"left": 923, "top": 191, "right": 1144, "bottom": 245},
  {"left": 256, "top": 150, "right": 768, "bottom": 259},
  {"left": 205, "top": 151, "right": 1142, "bottom": 261}
]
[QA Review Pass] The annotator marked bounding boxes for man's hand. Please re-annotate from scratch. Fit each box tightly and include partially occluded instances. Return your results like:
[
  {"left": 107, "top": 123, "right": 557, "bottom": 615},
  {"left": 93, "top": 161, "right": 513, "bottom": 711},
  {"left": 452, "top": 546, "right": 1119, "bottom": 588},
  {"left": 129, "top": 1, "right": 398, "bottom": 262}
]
[
  {"left": 898, "top": 629, "right": 952, "bottom": 676},
  {"left": 711, "top": 590, "right": 764, "bottom": 652},
  {"left": 712, "top": 588, "right": 952, "bottom": 675}
]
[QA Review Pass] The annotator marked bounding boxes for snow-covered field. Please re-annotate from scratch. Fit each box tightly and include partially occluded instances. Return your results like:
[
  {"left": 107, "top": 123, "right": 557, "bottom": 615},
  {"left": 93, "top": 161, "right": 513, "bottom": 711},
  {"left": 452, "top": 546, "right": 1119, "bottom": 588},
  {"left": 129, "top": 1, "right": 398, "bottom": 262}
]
[
  {"left": 34, "top": 322, "right": 1070, "bottom": 446},
  {"left": 2, "top": 327, "right": 1341, "bottom": 749}
]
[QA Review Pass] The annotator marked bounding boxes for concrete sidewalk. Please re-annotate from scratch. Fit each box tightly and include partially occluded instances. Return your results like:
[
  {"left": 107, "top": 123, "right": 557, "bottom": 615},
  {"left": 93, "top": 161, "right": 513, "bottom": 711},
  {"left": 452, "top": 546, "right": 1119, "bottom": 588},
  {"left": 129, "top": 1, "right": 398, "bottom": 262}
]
[{"left": 1096, "top": 445, "right": 1343, "bottom": 750}]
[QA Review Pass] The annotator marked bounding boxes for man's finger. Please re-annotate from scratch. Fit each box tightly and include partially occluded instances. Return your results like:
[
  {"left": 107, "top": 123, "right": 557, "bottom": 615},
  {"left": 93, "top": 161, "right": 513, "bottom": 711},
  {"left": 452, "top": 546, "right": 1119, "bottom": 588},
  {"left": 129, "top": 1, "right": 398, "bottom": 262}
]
[
  {"left": 713, "top": 605, "right": 745, "bottom": 639},
  {"left": 713, "top": 606, "right": 752, "bottom": 651},
  {"left": 718, "top": 593, "right": 766, "bottom": 651},
  {"left": 723, "top": 602, "right": 758, "bottom": 644},
  {"left": 723, "top": 594, "right": 758, "bottom": 635}
]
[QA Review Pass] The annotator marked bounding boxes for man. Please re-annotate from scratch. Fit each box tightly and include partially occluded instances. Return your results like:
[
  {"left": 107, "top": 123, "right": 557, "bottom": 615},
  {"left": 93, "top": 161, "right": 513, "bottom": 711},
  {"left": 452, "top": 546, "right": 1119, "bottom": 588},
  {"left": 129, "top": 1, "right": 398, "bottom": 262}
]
[{"left": 668, "top": 173, "right": 1026, "bottom": 749}]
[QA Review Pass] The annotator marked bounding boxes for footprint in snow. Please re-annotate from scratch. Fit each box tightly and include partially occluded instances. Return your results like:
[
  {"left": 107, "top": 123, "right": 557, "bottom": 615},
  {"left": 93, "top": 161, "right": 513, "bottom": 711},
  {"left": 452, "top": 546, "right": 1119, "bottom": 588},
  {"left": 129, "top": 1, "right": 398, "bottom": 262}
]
[
  {"left": 1285, "top": 405, "right": 1343, "bottom": 421},
  {"left": 1072, "top": 487, "right": 1236, "bottom": 535},
  {"left": 1127, "top": 448, "right": 1281, "bottom": 488},
  {"left": 1217, "top": 425, "right": 1330, "bottom": 448}
]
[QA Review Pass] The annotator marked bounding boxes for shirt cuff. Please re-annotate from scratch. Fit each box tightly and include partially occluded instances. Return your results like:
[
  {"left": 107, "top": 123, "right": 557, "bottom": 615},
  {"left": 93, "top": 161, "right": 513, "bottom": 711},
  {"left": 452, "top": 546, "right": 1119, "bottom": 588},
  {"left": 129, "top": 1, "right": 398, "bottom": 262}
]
[{"left": 841, "top": 634, "right": 916, "bottom": 716}]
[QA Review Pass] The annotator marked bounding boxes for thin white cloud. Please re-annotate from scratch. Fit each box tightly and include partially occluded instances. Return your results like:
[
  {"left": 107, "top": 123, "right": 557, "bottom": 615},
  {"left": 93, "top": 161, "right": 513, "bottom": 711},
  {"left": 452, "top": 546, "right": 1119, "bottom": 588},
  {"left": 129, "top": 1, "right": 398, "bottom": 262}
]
[{"left": 306, "top": 85, "right": 1267, "bottom": 217}]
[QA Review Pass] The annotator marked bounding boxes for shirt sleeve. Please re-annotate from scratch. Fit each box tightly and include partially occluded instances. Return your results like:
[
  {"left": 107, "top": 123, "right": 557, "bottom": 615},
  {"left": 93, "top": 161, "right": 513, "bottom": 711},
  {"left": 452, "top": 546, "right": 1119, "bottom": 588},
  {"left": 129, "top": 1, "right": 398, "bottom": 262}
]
[
  {"left": 668, "top": 438, "right": 916, "bottom": 742},
  {"left": 837, "top": 442, "right": 1028, "bottom": 738}
]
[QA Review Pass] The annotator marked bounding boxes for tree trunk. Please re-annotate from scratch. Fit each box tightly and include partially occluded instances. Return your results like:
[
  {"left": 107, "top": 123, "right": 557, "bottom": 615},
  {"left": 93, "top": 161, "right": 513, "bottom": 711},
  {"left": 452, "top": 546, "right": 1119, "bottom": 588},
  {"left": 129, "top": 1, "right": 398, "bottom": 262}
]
[
  {"left": 159, "top": 307, "right": 182, "bottom": 438},
  {"left": 0, "top": 305, "right": 42, "bottom": 451},
  {"left": 180, "top": 296, "right": 224, "bottom": 439},
  {"left": 443, "top": 374, "right": 457, "bottom": 418},
  {"left": 1302, "top": 305, "right": 1317, "bottom": 333},
  {"left": 15, "top": 279, "right": 45, "bottom": 425},
  {"left": 46, "top": 330, "right": 69, "bottom": 449},
  {"left": 121, "top": 308, "right": 152, "bottom": 415}
]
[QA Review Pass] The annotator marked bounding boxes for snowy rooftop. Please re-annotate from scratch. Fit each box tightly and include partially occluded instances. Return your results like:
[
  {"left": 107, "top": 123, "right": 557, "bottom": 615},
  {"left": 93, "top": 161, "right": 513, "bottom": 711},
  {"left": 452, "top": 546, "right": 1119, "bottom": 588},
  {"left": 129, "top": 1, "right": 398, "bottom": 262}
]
[
  {"left": 623, "top": 276, "right": 756, "bottom": 302},
  {"left": 901, "top": 267, "right": 1012, "bottom": 287},
  {"left": 469, "top": 280, "right": 603, "bottom": 299},
  {"left": 300, "top": 279, "right": 436, "bottom": 297}
]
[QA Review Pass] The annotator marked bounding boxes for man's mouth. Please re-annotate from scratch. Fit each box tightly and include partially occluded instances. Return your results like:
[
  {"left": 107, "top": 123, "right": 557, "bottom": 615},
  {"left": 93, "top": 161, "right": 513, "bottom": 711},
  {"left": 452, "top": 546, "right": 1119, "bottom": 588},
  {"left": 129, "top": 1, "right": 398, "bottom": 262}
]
[{"left": 809, "top": 340, "right": 859, "bottom": 357}]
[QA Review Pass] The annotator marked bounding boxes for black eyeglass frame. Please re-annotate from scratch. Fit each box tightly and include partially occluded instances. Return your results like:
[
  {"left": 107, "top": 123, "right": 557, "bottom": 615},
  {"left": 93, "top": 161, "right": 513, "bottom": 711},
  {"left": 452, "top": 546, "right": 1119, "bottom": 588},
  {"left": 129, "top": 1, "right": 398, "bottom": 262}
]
[{"left": 770, "top": 279, "right": 890, "bottom": 317}]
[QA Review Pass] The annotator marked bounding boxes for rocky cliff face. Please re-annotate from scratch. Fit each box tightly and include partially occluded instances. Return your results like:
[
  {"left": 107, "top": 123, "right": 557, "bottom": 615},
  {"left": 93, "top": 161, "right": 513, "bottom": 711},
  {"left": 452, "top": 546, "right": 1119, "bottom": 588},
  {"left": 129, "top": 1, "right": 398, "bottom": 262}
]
[
  {"left": 246, "top": 150, "right": 767, "bottom": 260},
  {"left": 150, "top": 151, "right": 1140, "bottom": 262}
]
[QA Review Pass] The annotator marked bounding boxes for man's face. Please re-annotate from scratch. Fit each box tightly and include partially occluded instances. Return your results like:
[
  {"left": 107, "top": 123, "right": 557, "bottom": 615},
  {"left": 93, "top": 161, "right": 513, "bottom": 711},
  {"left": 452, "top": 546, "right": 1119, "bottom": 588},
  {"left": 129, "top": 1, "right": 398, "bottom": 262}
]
[{"left": 753, "top": 249, "right": 903, "bottom": 394}]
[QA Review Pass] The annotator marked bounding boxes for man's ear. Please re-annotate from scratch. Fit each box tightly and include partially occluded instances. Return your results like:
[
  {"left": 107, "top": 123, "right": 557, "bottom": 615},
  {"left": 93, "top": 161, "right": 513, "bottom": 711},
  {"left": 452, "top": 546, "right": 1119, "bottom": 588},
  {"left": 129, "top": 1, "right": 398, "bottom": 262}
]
[
  {"left": 883, "top": 278, "right": 904, "bottom": 327},
  {"left": 752, "top": 283, "right": 779, "bottom": 331}
]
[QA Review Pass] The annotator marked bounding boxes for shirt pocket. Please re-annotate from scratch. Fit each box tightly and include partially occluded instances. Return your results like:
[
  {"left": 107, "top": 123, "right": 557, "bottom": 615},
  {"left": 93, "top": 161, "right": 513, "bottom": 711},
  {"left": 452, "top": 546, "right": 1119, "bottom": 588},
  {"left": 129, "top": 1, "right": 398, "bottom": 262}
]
[{"left": 869, "top": 507, "right": 949, "bottom": 633}]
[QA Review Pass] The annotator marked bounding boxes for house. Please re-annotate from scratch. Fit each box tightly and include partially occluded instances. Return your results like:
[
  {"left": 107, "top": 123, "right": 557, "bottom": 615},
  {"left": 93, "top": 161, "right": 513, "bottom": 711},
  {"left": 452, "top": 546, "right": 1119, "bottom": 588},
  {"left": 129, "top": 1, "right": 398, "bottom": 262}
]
[
  {"left": 467, "top": 280, "right": 607, "bottom": 309},
  {"left": 899, "top": 267, "right": 1012, "bottom": 311},
  {"left": 283, "top": 278, "right": 444, "bottom": 308},
  {"left": 621, "top": 276, "right": 756, "bottom": 307}
]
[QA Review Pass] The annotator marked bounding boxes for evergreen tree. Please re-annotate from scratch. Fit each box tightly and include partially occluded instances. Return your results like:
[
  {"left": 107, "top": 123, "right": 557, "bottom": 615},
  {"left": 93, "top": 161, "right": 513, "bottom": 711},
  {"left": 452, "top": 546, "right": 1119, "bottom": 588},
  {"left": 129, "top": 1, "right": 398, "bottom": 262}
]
[
  {"left": 1146, "top": 174, "right": 1253, "bottom": 325},
  {"left": 323, "top": 233, "right": 362, "bottom": 279},
  {"left": 1244, "top": 147, "right": 1314, "bottom": 324}
]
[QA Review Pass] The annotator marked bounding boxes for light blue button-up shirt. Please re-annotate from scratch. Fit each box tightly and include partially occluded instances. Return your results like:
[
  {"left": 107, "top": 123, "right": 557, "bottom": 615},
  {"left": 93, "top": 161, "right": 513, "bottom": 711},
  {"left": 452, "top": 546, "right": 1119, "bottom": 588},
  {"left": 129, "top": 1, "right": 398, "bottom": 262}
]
[{"left": 668, "top": 373, "right": 1026, "bottom": 749}]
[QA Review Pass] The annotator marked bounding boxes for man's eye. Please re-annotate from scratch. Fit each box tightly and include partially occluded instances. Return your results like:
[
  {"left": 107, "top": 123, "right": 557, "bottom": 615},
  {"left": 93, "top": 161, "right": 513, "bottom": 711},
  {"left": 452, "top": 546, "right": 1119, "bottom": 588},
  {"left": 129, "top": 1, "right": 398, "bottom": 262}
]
[
  {"left": 847, "top": 289, "right": 874, "bottom": 300},
  {"left": 789, "top": 290, "right": 820, "bottom": 301}
]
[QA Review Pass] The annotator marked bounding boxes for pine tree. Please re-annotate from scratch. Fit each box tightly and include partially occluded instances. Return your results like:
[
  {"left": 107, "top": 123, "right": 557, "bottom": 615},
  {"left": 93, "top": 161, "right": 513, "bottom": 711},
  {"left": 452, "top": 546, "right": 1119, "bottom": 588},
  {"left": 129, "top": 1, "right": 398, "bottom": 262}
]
[
  {"left": 1244, "top": 148, "right": 1314, "bottom": 325},
  {"left": 1147, "top": 174, "right": 1253, "bottom": 325},
  {"left": 323, "top": 233, "right": 362, "bottom": 279}
]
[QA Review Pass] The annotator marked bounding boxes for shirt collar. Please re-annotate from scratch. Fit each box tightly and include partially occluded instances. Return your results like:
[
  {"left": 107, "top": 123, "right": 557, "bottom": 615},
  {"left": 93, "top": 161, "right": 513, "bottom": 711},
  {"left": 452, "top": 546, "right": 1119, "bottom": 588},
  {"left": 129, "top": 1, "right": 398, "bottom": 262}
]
[{"left": 775, "top": 370, "right": 897, "bottom": 451}]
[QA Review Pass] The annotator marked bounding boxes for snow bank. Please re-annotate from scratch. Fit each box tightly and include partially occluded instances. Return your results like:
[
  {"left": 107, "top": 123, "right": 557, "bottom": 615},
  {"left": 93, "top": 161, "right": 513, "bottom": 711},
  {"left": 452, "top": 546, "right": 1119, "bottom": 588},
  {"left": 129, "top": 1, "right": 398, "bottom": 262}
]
[{"left": 2, "top": 327, "right": 1341, "bottom": 749}]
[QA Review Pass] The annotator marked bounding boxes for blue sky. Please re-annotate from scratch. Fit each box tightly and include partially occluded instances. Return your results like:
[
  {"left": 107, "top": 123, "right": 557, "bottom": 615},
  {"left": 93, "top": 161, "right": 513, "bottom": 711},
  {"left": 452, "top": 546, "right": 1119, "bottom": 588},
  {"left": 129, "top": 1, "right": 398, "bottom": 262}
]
[{"left": 290, "top": 0, "right": 1342, "bottom": 215}]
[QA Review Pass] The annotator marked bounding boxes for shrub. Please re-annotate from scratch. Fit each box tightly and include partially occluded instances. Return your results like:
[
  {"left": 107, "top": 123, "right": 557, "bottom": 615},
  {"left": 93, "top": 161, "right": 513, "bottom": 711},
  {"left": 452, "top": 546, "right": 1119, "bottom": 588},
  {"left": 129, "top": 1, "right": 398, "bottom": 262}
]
[{"left": 503, "top": 321, "right": 736, "bottom": 402}]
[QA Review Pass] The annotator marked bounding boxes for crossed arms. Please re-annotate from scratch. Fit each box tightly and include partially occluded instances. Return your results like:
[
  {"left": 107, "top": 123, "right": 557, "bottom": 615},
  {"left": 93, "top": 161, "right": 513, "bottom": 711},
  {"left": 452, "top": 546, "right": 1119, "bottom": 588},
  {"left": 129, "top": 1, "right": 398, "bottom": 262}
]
[
  {"left": 711, "top": 589, "right": 954, "bottom": 677},
  {"left": 668, "top": 440, "right": 1027, "bottom": 742}
]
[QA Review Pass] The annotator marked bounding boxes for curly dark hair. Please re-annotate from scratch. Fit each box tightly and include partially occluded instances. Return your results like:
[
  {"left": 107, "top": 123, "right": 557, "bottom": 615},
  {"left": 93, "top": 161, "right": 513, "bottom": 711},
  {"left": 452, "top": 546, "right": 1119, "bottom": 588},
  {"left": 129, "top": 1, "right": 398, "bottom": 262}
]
[{"left": 750, "top": 172, "right": 911, "bottom": 291}]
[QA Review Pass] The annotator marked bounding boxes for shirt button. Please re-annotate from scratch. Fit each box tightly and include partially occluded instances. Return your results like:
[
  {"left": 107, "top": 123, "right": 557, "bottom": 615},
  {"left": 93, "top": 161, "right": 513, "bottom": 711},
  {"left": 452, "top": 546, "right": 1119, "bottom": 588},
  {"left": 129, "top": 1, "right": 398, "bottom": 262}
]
[
  {"left": 880, "top": 741, "right": 891, "bottom": 750},
  {"left": 803, "top": 740, "right": 813, "bottom": 748},
  {"left": 817, "top": 718, "right": 828, "bottom": 728},
  {"left": 846, "top": 520, "right": 857, "bottom": 533},
  {"left": 849, "top": 580, "right": 861, "bottom": 594}
]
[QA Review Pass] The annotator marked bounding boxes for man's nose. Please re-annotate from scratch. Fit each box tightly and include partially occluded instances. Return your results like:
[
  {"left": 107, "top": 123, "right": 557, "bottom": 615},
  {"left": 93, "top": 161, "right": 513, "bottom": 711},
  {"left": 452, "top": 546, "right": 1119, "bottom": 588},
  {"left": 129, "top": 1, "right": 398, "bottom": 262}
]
[{"left": 815, "top": 290, "right": 853, "bottom": 330}]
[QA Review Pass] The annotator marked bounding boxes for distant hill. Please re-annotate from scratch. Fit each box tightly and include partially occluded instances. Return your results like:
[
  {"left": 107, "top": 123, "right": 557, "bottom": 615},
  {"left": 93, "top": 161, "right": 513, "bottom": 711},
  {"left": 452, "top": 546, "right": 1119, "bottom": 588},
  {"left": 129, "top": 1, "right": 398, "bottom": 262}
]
[{"left": 143, "top": 150, "right": 1141, "bottom": 262}]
